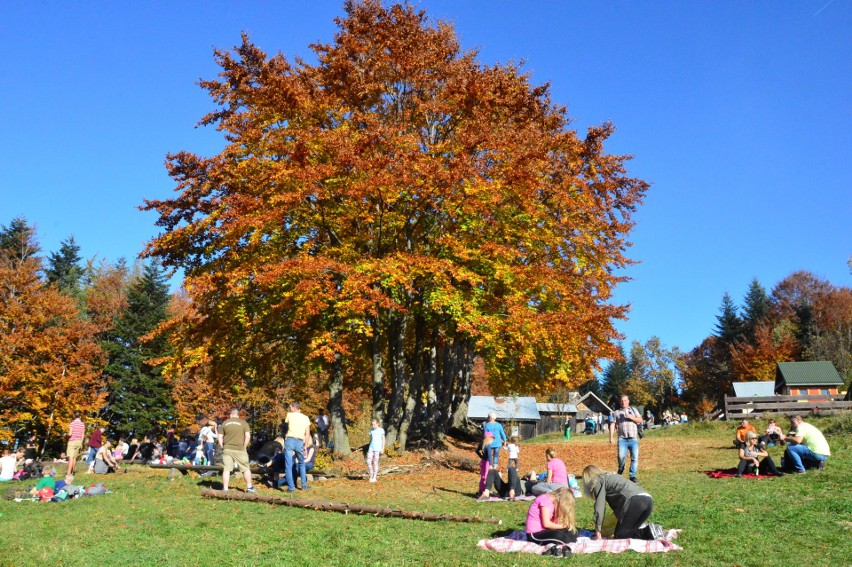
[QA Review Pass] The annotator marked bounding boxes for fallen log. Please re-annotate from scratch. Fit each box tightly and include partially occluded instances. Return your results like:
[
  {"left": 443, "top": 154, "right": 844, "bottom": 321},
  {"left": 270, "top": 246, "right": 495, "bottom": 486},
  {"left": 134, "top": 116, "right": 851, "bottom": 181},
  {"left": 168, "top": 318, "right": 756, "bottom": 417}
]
[{"left": 200, "top": 489, "right": 501, "bottom": 525}]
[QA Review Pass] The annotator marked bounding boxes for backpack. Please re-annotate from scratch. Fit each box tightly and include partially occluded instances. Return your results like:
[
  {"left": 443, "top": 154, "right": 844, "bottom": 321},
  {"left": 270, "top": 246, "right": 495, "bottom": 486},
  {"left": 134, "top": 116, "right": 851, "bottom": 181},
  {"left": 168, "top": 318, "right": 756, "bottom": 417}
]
[{"left": 12, "top": 469, "right": 30, "bottom": 481}]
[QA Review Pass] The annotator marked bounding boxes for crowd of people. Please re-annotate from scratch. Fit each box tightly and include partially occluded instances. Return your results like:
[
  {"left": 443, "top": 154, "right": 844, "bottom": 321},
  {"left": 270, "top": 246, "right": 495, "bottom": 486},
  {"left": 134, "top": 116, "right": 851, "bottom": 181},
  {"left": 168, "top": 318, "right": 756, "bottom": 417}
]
[{"left": 730, "top": 414, "right": 829, "bottom": 476}]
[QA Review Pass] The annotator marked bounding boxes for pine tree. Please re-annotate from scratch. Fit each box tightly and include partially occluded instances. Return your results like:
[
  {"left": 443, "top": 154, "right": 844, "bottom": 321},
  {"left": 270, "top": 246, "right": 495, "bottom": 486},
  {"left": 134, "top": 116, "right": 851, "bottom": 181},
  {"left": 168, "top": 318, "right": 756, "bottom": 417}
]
[
  {"left": 601, "top": 343, "right": 631, "bottom": 404},
  {"left": 0, "top": 217, "right": 39, "bottom": 262},
  {"left": 101, "top": 262, "right": 173, "bottom": 436},
  {"left": 713, "top": 292, "right": 743, "bottom": 346},
  {"left": 741, "top": 279, "right": 770, "bottom": 342},
  {"left": 46, "top": 236, "right": 84, "bottom": 295}
]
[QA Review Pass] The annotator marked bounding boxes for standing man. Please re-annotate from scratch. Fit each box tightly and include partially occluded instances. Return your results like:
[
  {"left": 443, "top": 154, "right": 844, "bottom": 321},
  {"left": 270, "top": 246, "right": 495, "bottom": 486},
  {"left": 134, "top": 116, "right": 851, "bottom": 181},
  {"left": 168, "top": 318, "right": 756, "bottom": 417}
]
[
  {"left": 66, "top": 411, "right": 85, "bottom": 476},
  {"left": 316, "top": 409, "right": 330, "bottom": 449},
  {"left": 284, "top": 402, "right": 312, "bottom": 493},
  {"left": 86, "top": 425, "right": 106, "bottom": 474},
  {"left": 610, "top": 395, "right": 643, "bottom": 483},
  {"left": 783, "top": 414, "right": 830, "bottom": 473},
  {"left": 218, "top": 408, "right": 256, "bottom": 493}
]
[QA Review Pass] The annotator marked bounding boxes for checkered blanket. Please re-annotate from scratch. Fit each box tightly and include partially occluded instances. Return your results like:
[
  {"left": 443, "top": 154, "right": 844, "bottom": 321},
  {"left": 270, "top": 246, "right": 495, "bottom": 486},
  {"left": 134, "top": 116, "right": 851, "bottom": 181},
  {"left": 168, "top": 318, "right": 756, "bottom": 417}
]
[{"left": 477, "top": 529, "right": 682, "bottom": 555}]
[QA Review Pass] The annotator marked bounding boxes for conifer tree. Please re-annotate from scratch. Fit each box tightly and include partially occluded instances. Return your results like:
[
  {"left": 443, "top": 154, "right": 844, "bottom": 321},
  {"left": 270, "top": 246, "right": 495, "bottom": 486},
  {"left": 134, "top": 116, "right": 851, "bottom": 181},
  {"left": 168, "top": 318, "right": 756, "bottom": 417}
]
[
  {"left": 101, "top": 262, "right": 173, "bottom": 436},
  {"left": 713, "top": 292, "right": 743, "bottom": 346},
  {"left": 601, "top": 343, "right": 631, "bottom": 403},
  {"left": 741, "top": 279, "right": 770, "bottom": 342},
  {"left": 46, "top": 236, "right": 84, "bottom": 296},
  {"left": 0, "top": 217, "right": 39, "bottom": 262}
]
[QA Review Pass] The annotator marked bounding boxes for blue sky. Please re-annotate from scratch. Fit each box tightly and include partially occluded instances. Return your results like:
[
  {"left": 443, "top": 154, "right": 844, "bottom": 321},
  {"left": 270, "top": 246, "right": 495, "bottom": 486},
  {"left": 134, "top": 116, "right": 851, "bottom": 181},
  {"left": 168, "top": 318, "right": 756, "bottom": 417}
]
[{"left": 1, "top": 1, "right": 849, "bottom": 357}]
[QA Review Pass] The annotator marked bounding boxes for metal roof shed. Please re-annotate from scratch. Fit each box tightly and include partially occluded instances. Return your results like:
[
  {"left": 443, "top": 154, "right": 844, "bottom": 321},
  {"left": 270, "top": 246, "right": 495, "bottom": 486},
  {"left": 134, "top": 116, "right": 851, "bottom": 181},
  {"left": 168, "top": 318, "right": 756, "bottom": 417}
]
[
  {"left": 775, "top": 361, "right": 843, "bottom": 395},
  {"left": 732, "top": 381, "right": 775, "bottom": 398}
]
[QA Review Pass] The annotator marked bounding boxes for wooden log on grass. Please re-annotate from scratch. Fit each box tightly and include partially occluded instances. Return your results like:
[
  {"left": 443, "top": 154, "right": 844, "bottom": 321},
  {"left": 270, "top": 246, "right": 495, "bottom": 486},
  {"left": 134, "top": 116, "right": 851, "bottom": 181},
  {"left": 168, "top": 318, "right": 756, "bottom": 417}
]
[{"left": 200, "top": 489, "right": 502, "bottom": 525}]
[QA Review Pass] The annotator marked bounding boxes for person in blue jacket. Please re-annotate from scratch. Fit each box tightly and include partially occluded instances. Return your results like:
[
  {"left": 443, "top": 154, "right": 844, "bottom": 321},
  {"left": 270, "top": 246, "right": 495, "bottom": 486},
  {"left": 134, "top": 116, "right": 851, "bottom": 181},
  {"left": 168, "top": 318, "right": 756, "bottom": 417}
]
[{"left": 483, "top": 412, "right": 507, "bottom": 467}]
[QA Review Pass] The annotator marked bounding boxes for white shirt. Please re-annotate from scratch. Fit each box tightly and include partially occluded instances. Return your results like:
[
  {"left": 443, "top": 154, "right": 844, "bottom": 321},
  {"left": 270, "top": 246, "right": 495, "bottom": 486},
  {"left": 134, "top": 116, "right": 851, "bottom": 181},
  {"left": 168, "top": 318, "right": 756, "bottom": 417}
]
[
  {"left": 507, "top": 443, "right": 519, "bottom": 459},
  {"left": 0, "top": 455, "right": 17, "bottom": 480}
]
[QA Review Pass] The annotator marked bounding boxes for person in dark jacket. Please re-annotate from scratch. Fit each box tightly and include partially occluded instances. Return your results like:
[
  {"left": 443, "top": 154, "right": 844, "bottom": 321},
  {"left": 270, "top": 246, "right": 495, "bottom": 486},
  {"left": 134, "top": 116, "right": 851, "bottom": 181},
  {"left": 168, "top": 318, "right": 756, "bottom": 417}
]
[{"left": 582, "top": 464, "right": 664, "bottom": 540}]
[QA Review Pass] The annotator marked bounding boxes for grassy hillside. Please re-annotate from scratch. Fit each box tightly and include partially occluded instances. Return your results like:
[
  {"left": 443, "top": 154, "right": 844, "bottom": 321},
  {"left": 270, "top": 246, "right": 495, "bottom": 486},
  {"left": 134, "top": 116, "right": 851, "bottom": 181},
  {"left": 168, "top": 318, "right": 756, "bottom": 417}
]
[{"left": 1, "top": 414, "right": 849, "bottom": 566}]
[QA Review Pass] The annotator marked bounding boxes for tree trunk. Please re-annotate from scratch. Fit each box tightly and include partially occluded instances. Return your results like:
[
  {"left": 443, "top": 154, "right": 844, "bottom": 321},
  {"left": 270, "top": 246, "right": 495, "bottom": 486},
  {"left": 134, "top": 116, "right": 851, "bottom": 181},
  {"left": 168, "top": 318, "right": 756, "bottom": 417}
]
[
  {"left": 397, "top": 313, "right": 425, "bottom": 450},
  {"left": 328, "top": 353, "right": 350, "bottom": 455},
  {"left": 370, "top": 316, "right": 385, "bottom": 422},
  {"left": 423, "top": 335, "right": 441, "bottom": 442},
  {"left": 384, "top": 310, "right": 409, "bottom": 449},
  {"left": 200, "top": 489, "right": 501, "bottom": 524},
  {"left": 448, "top": 338, "right": 473, "bottom": 430}
]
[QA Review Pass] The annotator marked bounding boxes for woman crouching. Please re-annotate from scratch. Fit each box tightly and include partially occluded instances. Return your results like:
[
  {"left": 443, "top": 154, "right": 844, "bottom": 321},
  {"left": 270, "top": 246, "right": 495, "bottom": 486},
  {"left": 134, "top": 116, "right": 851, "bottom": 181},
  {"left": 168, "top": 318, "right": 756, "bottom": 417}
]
[
  {"left": 582, "top": 464, "right": 663, "bottom": 540},
  {"left": 525, "top": 486, "right": 578, "bottom": 547}
]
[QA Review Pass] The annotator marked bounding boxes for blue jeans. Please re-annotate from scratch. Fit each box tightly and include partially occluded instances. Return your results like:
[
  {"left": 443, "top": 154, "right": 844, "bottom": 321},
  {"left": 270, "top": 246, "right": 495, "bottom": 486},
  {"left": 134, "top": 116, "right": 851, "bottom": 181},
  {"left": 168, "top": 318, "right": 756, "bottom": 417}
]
[
  {"left": 783, "top": 444, "right": 828, "bottom": 472},
  {"left": 487, "top": 446, "right": 501, "bottom": 467},
  {"left": 284, "top": 437, "right": 307, "bottom": 491},
  {"left": 617, "top": 437, "right": 639, "bottom": 479},
  {"left": 204, "top": 442, "right": 215, "bottom": 466},
  {"left": 86, "top": 447, "right": 98, "bottom": 464}
]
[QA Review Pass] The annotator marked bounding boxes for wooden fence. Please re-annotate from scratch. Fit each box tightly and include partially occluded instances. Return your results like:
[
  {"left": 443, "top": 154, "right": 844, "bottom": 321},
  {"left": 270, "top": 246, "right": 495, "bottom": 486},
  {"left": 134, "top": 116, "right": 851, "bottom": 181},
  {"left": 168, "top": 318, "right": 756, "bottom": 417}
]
[{"left": 723, "top": 394, "right": 852, "bottom": 420}]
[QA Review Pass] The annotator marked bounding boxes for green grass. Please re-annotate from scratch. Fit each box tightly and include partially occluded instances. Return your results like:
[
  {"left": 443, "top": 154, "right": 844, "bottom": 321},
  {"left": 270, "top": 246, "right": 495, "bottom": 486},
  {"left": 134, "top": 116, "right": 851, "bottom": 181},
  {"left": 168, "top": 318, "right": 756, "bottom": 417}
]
[{"left": 1, "top": 415, "right": 849, "bottom": 566}]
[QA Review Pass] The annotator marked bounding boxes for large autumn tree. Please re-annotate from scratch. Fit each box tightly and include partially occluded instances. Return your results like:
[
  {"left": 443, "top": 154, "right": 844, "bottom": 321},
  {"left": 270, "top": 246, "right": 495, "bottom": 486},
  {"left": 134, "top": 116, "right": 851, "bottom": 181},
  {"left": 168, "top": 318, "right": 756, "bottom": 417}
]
[
  {"left": 144, "top": 1, "right": 648, "bottom": 452},
  {"left": 0, "top": 220, "right": 106, "bottom": 445}
]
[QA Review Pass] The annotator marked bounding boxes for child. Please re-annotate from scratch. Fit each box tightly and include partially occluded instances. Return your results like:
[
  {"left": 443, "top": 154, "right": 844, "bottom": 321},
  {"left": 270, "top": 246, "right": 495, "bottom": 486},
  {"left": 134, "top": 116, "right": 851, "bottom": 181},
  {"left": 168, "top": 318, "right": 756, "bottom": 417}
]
[
  {"left": 507, "top": 436, "right": 520, "bottom": 469},
  {"left": 0, "top": 448, "right": 17, "bottom": 481},
  {"left": 477, "top": 432, "right": 494, "bottom": 495},
  {"left": 367, "top": 419, "right": 385, "bottom": 483},
  {"left": 193, "top": 443, "right": 207, "bottom": 466},
  {"left": 34, "top": 465, "right": 57, "bottom": 492}
]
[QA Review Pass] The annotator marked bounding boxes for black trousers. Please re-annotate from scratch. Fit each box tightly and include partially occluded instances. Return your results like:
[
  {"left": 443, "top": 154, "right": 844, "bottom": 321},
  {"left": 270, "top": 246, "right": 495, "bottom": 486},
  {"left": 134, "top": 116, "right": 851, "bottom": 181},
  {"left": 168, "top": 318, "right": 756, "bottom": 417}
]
[
  {"left": 528, "top": 528, "right": 578, "bottom": 546},
  {"left": 614, "top": 494, "right": 654, "bottom": 539},
  {"left": 736, "top": 455, "right": 782, "bottom": 476}
]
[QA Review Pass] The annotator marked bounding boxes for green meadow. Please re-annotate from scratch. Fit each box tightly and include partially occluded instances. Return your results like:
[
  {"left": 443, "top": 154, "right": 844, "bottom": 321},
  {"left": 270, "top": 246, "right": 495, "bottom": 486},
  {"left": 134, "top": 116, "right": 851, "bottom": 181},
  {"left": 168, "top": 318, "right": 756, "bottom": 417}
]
[{"left": 1, "top": 415, "right": 849, "bottom": 566}]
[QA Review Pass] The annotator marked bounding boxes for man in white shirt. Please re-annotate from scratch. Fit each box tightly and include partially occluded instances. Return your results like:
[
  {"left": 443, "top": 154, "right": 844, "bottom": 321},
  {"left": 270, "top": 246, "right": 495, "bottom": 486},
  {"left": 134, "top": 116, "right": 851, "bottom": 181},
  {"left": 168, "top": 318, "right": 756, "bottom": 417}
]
[{"left": 783, "top": 414, "right": 830, "bottom": 473}]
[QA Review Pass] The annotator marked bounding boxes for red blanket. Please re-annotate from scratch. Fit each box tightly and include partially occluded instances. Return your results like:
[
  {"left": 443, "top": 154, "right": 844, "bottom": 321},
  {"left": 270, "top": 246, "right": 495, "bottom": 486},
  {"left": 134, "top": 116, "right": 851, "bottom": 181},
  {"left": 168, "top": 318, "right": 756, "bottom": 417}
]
[{"left": 704, "top": 468, "right": 772, "bottom": 479}]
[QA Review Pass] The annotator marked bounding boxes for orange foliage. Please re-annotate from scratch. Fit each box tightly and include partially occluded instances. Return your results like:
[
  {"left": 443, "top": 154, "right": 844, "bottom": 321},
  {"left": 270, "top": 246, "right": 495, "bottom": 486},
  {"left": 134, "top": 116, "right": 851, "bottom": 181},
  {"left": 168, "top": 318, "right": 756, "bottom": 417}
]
[{"left": 0, "top": 257, "right": 106, "bottom": 443}]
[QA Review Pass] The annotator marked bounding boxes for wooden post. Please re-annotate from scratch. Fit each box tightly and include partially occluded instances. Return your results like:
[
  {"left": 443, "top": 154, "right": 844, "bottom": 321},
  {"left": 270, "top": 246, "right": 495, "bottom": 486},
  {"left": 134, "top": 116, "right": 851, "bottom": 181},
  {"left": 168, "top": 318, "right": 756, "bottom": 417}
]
[{"left": 200, "top": 489, "right": 502, "bottom": 525}]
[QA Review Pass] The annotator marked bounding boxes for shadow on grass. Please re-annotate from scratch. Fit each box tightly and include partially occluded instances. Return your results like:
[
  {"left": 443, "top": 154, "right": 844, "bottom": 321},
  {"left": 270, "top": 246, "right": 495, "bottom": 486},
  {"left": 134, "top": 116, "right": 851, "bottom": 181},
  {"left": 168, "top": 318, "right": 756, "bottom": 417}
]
[{"left": 432, "top": 486, "right": 478, "bottom": 498}]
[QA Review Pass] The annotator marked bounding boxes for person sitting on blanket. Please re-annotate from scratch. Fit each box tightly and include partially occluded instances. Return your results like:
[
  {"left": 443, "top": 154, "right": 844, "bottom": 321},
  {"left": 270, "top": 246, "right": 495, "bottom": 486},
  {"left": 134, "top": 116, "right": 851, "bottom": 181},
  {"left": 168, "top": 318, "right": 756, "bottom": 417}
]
[
  {"left": 479, "top": 465, "right": 523, "bottom": 499},
  {"left": 733, "top": 419, "right": 756, "bottom": 449},
  {"left": 736, "top": 431, "right": 783, "bottom": 477},
  {"left": 582, "top": 464, "right": 664, "bottom": 541},
  {"left": 530, "top": 447, "right": 569, "bottom": 495},
  {"left": 525, "top": 486, "right": 578, "bottom": 549}
]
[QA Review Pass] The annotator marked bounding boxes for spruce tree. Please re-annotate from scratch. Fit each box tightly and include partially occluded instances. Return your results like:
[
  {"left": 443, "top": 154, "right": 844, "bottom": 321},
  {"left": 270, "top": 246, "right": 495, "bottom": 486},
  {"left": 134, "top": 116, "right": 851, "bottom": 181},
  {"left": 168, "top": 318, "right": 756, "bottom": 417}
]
[
  {"left": 46, "top": 236, "right": 84, "bottom": 295},
  {"left": 601, "top": 343, "right": 631, "bottom": 403},
  {"left": 102, "top": 262, "right": 173, "bottom": 436},
  {"left": 0, "top": 217, "right": 39, "bottom": 262},
  {"left": 713, "top": 292, "right": 743, "bottom": 346},
  {"left": 741, "top": 279, "right": 770, "bottom": 342}
]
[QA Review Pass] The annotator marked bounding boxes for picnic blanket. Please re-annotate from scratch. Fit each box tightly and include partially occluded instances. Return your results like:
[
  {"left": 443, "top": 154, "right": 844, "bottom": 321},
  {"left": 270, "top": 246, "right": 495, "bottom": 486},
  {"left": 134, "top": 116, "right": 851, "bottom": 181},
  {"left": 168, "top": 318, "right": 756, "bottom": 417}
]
[
  {"left": 476, "top": 495, "right": 536, "bottom": 502},
  {"left": 704, "top": 468, "right": 773, "bottom": 479},
  {"left": 477, "top": 529, "right": 682, "bottom": 555}
]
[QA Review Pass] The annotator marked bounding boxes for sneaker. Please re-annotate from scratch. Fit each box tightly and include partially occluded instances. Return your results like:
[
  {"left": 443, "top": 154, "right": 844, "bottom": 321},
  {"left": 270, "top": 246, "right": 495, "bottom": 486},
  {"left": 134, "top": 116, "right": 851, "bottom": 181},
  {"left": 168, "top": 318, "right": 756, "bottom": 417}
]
[
  {"left": 301, "top": 485, "right": 311, "bottom": 491},
  {"left": 287, "top": 488, "right": 295, "bottom": 493},
  {"left": 630, "top": 477, "right": 638, "bottom": 483},
  {"left": 369, "top": 478, "right": 377, "bottom": 483},
  {"left": 246, "top": 486, "right": 257, "bottom": 493},
  {"left": 818, "top": 461, "right": 826, "bottom": 471},
  {"left": 793, "top": 469, "right": 806, "bottom": 474}
]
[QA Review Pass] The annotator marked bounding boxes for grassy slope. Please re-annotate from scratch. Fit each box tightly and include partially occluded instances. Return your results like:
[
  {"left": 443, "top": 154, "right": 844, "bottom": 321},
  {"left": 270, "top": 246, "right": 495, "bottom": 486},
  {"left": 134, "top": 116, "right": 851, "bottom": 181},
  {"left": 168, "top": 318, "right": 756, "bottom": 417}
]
[{"left": 1, "top": 415, "right": 849, "bottom": 566}]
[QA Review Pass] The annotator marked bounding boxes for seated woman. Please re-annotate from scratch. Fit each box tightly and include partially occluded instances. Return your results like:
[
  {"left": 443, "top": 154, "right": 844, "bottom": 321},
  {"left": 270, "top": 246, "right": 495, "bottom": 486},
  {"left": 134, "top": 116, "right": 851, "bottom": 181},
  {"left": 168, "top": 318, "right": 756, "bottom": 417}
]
[
  {"left": 531, "top": 447, "right": 569, "bottom": 495},
  {"left": 93, "top": 439, "right": 120, "bottom": 474},
  {"left": 582, "top": 464, "right": 663, "bottom": 540},
  {"left": 762, "top": 420, "right": 784, "bottom": 447},
  {"left": 525, "top": 486, "right": 578, "bottom": 551},
  {"left": 737, "top": 431, "right": 783, "bottom": 477},
  {"left": 479, "top": 466, "right": 522, "bottom": 499},
  {"left": 291, "top": 443, "right": 316, "bottom": 488}
]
